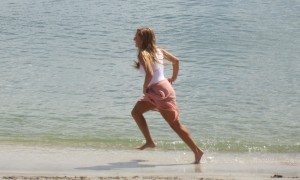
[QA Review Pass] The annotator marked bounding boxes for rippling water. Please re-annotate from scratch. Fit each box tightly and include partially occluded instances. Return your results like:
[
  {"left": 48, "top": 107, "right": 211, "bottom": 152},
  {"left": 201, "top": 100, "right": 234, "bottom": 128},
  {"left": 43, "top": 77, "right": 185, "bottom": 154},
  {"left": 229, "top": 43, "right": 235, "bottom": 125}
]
[{"left": 0, "top": 0, "right": 299, "bottom": 152}]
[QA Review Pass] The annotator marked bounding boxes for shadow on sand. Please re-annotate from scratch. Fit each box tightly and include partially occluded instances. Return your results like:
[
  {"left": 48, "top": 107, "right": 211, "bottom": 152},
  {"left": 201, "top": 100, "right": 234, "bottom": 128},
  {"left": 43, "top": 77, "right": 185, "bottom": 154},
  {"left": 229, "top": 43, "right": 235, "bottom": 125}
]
[{"left": 75, "top": 160, "right": 202, "bottom": 172}]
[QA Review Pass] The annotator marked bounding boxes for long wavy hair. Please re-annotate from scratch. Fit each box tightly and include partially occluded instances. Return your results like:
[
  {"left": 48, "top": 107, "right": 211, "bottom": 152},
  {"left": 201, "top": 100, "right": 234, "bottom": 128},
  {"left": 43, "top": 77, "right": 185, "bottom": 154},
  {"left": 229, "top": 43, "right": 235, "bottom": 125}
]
[{"left": 134, "top": 27, "right": 159, "bottom": 71}]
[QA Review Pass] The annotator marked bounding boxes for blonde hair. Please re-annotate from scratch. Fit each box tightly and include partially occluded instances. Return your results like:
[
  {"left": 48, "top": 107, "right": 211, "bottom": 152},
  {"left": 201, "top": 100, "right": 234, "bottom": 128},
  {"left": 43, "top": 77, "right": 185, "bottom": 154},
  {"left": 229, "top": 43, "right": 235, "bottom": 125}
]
[{"left": 134, "top": 27, "right": 160, "bottom": 71}]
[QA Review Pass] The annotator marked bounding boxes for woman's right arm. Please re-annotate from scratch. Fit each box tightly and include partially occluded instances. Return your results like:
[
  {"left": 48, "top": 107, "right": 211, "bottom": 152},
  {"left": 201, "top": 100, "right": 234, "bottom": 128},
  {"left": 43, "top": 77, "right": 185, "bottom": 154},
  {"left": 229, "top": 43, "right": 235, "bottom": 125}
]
[{"left": 161, "top": 48, "right": 179, "bottom": 84}]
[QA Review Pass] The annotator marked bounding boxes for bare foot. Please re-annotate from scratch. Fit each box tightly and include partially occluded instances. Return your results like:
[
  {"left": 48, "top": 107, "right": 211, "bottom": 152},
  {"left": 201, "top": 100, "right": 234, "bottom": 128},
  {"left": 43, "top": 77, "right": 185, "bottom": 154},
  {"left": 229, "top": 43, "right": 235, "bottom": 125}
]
[
  {"left": 136, "top": 142, "right": 156, "bottom": 150},
  {"left": 194, "top": 148, "right": 204, "bottom": 164}
]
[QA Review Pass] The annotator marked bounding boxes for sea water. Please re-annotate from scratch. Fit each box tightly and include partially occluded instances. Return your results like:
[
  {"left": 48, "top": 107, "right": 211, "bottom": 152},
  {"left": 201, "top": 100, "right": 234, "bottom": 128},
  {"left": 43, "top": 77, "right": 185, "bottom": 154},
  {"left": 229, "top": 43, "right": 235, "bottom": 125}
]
[{"left": 0, "top": 0, "right": 299, "bottom": 153}]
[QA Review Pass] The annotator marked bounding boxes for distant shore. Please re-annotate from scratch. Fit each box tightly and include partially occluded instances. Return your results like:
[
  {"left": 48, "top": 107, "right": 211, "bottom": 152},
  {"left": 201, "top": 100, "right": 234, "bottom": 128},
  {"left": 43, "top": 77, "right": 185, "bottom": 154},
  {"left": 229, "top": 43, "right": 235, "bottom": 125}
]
[{"left": 0, "top": 145, "right": 299, "bottom": 180}]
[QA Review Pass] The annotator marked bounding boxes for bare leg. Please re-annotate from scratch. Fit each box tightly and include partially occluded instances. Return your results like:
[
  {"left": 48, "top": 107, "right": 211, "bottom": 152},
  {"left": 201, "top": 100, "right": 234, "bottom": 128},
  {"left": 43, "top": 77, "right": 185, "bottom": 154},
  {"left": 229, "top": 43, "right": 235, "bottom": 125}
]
[
  {"left": 131, "top": 101, "right": 156, "bottom": 150},
  {"left": 160, "top": 110, "right": 204, "bottom": 164}
]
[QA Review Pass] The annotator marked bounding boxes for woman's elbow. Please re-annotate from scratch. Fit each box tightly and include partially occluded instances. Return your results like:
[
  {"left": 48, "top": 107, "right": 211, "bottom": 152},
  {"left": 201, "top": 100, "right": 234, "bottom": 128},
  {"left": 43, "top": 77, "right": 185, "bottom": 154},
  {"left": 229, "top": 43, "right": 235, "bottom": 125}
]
[{"left": 173, "top": 59, "right": 179, "bottom": 66}]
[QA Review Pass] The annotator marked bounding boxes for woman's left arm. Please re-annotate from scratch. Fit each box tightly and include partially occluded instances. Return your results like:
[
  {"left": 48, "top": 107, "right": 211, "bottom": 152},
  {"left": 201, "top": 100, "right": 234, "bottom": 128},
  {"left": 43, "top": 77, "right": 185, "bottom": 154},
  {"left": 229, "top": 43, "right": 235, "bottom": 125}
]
[
  {"left": 138, "top": 53, "right": 153, "bottom": 94},
  {"left": 161, "top": 48, "right": 179, "bottom": 84}
]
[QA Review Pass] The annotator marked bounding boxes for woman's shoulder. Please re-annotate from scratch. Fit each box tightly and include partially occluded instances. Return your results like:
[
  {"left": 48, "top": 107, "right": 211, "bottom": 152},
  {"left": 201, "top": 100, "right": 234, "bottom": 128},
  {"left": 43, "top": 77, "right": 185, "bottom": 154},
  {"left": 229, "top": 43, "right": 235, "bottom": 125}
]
[
  {"left": 156, "top": 47, "right": 165, "bottom": 56},
  {"left": 157, "top": 47, "right": 179, "bottom": 63},
  {"left": 156, "top": 47, "right": 169, "bottom": 55},
  {"left": 156, "top": 47, "right": 165, "bottom": 52}
]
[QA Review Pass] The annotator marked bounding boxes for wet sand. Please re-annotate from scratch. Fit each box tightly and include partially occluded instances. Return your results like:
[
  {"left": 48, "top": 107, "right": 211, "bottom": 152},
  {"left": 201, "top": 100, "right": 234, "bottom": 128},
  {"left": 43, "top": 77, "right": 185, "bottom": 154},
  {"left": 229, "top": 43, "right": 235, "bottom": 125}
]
[{"left": 0, "top": 145, "right": 299, "bottom": 180}]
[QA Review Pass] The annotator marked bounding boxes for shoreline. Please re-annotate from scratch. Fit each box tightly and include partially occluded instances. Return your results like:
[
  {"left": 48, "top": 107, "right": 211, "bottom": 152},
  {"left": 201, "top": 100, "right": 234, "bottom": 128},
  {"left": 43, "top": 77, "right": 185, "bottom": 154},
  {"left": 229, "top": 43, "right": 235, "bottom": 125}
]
[{"left": 0, "top": 145, "right": 299, "bottom": 180}]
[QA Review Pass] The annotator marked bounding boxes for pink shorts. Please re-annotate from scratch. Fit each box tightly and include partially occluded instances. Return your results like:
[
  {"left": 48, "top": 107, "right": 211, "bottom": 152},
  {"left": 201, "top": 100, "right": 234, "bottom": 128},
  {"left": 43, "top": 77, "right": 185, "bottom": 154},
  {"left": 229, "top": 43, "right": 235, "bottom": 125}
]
[{"left": 139, "top": 79, "right": 179, "bottom": 122}]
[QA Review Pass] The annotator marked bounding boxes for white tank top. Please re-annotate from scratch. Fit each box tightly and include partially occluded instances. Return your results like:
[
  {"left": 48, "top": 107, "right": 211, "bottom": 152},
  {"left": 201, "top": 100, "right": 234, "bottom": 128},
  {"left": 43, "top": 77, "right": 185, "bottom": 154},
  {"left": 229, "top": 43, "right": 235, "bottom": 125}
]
[{"left": 139, "top": 49, "right": 165, "bottom": 87}]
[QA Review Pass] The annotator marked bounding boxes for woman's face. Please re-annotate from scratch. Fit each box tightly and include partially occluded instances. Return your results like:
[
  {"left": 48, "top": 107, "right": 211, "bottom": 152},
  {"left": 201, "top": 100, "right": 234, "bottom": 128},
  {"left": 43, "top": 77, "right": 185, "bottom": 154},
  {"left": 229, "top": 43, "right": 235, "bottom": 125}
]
[{"left": 134, "top": 32, "right": 142, "bottom": 48}]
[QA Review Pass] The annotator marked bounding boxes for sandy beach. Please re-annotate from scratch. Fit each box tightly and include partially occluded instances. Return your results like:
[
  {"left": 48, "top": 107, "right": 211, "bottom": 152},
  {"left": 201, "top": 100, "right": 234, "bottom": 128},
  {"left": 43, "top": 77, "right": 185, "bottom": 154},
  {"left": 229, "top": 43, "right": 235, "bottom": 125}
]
[{"left": 0, "top": 145, "right": 299, "bottom": 180}]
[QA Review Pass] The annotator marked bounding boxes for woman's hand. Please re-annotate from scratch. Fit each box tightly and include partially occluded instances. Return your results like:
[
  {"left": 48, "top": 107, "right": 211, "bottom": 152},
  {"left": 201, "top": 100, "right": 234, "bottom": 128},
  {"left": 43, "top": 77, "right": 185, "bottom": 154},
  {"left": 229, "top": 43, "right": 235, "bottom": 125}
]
[{"left": 168, "top": 77, "right": 176, "bottom": 85}]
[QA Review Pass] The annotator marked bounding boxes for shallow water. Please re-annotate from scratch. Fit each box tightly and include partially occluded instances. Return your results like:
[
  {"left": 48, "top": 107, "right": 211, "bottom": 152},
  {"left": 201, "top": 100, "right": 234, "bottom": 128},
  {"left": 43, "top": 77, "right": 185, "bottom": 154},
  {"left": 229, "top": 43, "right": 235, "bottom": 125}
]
[{"left": 0, "top": 0, "right": 299, "bottom": 152}]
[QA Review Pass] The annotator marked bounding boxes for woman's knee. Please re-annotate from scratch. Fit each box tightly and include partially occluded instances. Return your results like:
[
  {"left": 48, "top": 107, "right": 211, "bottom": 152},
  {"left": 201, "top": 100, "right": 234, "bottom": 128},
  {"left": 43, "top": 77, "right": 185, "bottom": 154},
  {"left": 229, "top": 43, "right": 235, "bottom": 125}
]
[
  {"left": 131, "top": 101, "right": 153, "bottom": 118},
  {"left": 131, "top": 108, "right": 139, "bottom": 118},
  {"left": 168, "top": 120, "right": 181, "bottom": 129},
  {"left": 131, "top": 106, "right": 145, "bottom": 119},
  {"left": 169, "top": 121, "right": 190, "bottom": 136}
]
